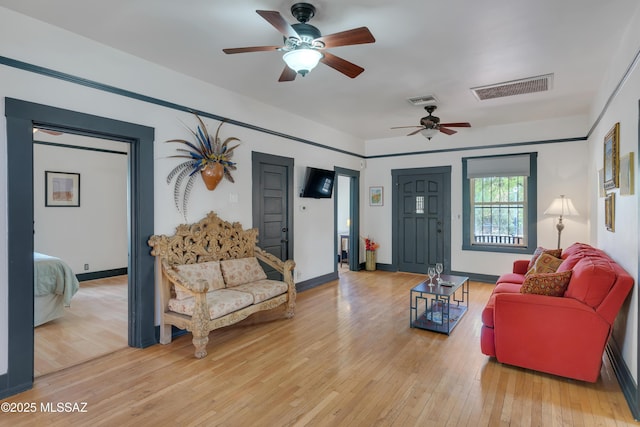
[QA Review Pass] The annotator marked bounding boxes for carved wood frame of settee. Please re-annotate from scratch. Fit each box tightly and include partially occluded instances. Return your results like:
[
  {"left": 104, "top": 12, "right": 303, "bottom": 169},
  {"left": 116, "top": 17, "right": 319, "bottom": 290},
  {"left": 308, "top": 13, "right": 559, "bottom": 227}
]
[{"left": 148, "top": 211, "right": 296, "bottom": 358}]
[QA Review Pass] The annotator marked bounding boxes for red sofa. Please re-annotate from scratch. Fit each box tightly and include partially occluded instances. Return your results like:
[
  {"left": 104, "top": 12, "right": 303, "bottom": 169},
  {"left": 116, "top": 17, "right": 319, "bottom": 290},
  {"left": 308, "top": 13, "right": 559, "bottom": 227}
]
[{"left": 480, "top": 242, "right": 633, "bottom": 382}]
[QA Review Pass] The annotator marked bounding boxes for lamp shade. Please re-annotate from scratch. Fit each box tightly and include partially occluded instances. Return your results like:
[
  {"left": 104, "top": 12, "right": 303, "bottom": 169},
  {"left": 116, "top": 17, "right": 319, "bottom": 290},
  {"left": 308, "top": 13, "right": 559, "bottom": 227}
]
[
  {"left": 420, "top": 127, "right": 439, "bottom": 140},
  {"left": 544, "top": 195, "right": 579, "bottom": 217},
  {"left": 283, "top": 49, "right": 323, "bottom": 76}
]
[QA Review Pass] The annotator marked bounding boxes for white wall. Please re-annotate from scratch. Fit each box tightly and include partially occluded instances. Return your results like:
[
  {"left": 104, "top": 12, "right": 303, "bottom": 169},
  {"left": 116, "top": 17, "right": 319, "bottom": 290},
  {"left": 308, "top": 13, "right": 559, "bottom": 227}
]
[
  {"left": 33, "top": 133, "right": 128, "bottom": 274},
  {"left": 587, "top": 5, "right": 640, "bottom": 381}
]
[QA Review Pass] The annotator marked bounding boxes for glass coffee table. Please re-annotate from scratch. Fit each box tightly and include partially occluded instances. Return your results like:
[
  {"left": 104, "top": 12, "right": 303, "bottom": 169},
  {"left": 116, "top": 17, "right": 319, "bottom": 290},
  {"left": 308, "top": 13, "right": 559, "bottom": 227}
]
[{"left": 410, "top": 274, "right": 469, "bottom": 335}]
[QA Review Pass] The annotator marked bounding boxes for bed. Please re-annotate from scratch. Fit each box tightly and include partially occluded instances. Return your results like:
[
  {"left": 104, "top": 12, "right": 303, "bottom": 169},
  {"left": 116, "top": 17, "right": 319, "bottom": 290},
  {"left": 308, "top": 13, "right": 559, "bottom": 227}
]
[{"left": 34, "top": 252, "right": 80, "bottom": 326}]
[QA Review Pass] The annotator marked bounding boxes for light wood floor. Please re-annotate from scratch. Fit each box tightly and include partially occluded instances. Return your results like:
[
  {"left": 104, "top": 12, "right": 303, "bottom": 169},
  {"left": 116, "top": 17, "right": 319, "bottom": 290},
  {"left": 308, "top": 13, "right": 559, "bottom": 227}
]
[
  {"left": 5, "top": 270, "right": 637, "bottom": 426},
  {"left": 34, "top": 275, "right": 128, "bottom": 377}
]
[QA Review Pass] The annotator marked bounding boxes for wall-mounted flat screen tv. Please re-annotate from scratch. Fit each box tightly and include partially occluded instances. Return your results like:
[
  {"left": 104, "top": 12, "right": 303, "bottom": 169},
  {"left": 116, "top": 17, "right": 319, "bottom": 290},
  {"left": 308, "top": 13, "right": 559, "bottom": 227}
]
[{"left": 300, "top": 167, "right": 336, "bottom": 199}]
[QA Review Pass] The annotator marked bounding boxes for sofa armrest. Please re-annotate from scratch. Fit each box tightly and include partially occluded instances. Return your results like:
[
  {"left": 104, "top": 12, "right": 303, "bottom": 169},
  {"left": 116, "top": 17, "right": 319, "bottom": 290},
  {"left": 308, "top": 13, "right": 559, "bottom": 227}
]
[
  {"left": 254, "top": 246, "right": 296, "bottom": 287},
  {"left": 512, "top": 259, "right": 530, "bottom": 275},
  {"left": 493, "top": 293, "right": 610, "bottom": 382},
  {"left": 160, "top": 259, "right": 210, "bottom": 294}
]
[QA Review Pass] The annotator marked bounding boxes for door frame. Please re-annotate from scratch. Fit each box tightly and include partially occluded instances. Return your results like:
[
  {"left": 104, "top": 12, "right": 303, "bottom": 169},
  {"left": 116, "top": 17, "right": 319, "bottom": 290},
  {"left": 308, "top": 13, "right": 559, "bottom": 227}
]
[
  {"left": 2, "top": 98, "right": 155, "bottom": 398},
  {"left": 334, "top": 167, "right": 360, "bottom": 271},
  {"left": 391, "top": 166, "right": 451, "bottom": 272},
  {"left": 251, "top": 152, "right": 294, "bottom": 262}
]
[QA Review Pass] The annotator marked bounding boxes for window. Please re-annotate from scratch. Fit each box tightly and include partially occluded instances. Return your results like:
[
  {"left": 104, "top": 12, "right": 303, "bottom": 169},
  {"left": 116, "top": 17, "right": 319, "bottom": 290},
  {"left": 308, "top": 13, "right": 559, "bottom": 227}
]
[{"left": 462, "top": 153, "right": 537, "bottom": 253}]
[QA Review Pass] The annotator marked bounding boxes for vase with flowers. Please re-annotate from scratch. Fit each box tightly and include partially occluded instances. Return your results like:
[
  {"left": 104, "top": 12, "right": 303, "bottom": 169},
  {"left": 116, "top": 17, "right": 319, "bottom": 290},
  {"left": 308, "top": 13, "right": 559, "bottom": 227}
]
[{"left": 363, "top": 237, "right": 380, "bottom": 271}]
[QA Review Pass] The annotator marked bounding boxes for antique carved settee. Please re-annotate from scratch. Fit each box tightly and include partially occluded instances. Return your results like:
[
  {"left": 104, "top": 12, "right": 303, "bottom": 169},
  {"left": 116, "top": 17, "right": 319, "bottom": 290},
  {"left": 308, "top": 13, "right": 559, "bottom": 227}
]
[
  {"left": 480, "top": 242, "right": 633, "bottom": 382},
  {"left": 148, "top": 212, "right": 296, "bottom": 358}
]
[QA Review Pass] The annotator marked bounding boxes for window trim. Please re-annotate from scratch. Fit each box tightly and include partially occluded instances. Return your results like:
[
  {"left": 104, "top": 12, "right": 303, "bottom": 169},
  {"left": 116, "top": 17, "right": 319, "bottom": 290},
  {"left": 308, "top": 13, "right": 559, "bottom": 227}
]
[{"left": 462, "top": 153, "right": 537, "bottom": 254}]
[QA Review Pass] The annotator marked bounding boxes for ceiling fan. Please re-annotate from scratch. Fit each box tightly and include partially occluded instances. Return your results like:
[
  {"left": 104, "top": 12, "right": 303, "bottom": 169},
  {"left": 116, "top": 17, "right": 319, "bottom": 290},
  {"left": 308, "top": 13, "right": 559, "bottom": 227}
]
[
  {"left": 391, "top": 106, "right": 471, "bottom": 140},
  {"left": 222, "top": 2, "right": 375, "bottom": 82}
]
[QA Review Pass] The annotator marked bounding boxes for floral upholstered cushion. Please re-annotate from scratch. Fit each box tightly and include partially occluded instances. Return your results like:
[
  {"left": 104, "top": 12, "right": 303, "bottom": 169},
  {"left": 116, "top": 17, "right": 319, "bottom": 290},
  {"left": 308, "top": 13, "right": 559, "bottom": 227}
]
[
  {"left": 167, "top": 289, "right": 254, "bottom": 320},
  {"left": 526, "top": 252, "right": 563, "bottom": 276},
  {"left": 220, "top": 257, "right": 267, "bottom": 287},
  {"left": 172, "top": 261, "right": 225, "bottom": 299},
  {"left": 520, "top": 270, "right": 573, "bottom": 297},
  {"left": 527, "top": 247, "right": 563, "bottom": 270},
  {"left": 232, "top": 279, "right": 288, "bottom": 303}
]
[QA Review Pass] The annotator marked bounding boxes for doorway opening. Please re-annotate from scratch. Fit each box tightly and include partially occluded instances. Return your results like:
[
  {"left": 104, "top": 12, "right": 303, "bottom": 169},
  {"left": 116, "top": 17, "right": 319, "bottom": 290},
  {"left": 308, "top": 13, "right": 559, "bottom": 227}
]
[
  {"left": 32, "top": 131, "right": 130, "bottom": 377},
  {"left": 335, "top": 167, "right": 360, "bottom": 272},
  {"left": 3, "top": 98, "right": 155, "bottom": 397}
]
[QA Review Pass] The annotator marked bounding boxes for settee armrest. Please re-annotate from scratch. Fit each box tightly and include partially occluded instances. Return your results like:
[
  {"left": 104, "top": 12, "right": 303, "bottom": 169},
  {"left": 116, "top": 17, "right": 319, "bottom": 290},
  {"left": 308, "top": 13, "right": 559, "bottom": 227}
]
[
  {"left": 493, "top": 293, "right": 610, "bottom": 382},
  {"left": 512, "top": 259, "right": 530, "bottom": 275},
  {"left": 160, "top": 259, "right": 210, "bottom": 294},
  {"left": 255, "top": 247, "right": 296, "bottom": 289}
]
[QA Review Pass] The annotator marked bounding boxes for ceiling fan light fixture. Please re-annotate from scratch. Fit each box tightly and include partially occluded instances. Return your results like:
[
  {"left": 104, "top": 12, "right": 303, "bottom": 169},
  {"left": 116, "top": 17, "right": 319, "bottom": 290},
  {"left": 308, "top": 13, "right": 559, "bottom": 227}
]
[
  {"left": 283, "top": 48, "right": 323, "bottom": 76},
  {"left": 420, "top": 127, "right": 439, "bottom": 140}
]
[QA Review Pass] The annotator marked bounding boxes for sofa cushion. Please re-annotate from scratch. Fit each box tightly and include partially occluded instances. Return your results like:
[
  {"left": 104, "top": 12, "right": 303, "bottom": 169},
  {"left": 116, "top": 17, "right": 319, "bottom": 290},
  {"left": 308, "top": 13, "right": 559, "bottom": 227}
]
[
  {"left": 220, "top": 257, "right": 267, "bottom": 287},
  {"left": 526, "top": 253, "right": 563, "bottom": 276},
  {"left": 496, "top": 273, "right": 525, "bottom": 285},
  {"left": 565, "top": 257, "right": 616, "bottom": 308},
  {"left": 520, "top": 270, "right": 573, "bottom": 297},
  {"left": 232, "top": 279, "right": 288, "bottom": 303},
  {"left": 528, "top": 247, "right": 562, "bottom": 270},
  {"left": 167, "top": 289, "right": 254, "bottom": 320},
  {"left": 172, "top": 261, "right": 225, "bottom": 299}
]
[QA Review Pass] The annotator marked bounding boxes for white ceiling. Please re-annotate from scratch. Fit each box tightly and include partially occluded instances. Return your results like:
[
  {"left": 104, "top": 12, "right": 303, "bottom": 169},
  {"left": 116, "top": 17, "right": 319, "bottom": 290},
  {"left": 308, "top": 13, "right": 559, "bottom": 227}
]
[{"left": 2, "top": 0, "right": 639, "bottom": 141}]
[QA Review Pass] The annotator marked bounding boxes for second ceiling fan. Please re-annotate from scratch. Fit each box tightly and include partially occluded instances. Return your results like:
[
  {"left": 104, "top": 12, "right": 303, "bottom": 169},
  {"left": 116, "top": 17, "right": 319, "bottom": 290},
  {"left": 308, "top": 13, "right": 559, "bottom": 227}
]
[
  {"left": 391, "top": 106, "right": 471, "bottom": 140},
  {"left": 223, "top": 3, "right": 375, "bottom": 82}
]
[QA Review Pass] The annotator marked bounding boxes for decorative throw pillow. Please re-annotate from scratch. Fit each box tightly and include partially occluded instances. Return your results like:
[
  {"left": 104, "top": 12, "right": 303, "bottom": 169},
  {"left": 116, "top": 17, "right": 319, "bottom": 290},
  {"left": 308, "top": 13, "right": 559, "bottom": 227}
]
[
  {"left": 220, "top": 257, "right": 268, "bottom": 287},
  {"left": 172, "top": 261, "right": 225, "bottom": 299},
  {"left": 520, "top": 270, "right": 572, "bottom": 297},
  {"left": 526, "top": 252, "right": 563, "bottom": 276},
  {"left": 527, "top": 247, "right": 563, "bottom": 270}
]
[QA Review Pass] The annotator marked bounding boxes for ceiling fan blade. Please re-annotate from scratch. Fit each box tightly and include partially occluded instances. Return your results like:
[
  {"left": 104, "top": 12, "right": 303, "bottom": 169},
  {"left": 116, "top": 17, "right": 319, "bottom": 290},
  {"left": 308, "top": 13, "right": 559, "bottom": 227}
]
[
  {"left": 256, "top": 10, "right": 299, "bottom": 39},
  {"left": 391, "top": 126, "right": 422, "bottom": 129},
  {"left": 439, "top": 122, "right": 471, "bottom": 128},
  {"left": 223, "top": 46, "right": 281, "bottom": 54},
  {"left": 439, "top": 127, "right": 458, "bottom": 135},
  {"left": 278, "top": 66, "right": 297, "bottom": 82},
  {"left": 320, "top": 52, "right": 364, "bottom": 78},
  {"left": 407, "top": 128, "right": 425, "bottom": 136},
  {"left": 315, "top": 27, "right": 375, "bottom": 48}
]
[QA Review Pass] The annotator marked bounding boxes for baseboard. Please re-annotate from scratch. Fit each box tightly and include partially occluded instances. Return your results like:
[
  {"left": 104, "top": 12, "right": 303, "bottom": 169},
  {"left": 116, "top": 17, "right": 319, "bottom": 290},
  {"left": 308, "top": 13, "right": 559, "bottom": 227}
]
[
  {"left": 76, "top": 267, "right": 128, "bottom": 282},
  {"left": 154, "top": 325, "right": 187, "bottom": 343},
  {"left": 357, "top": 262, "right": 394, "bottom": 271},
  {"left": 296, "top": 271, "right": 338, "bottom": 292},
  {"left": 0, "top": 373, "right": 32, "bottom": 400},
  {"left": 606, "top": 339, "right": 639, "bottom": 420},
  {"left": 450, "top": 270, "right": 498, "bottom": 284}
]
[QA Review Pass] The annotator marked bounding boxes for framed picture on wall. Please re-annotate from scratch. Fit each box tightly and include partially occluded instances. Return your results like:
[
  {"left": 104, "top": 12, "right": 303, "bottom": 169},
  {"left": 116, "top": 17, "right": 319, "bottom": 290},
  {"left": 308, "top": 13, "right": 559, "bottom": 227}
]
[
  {"left": 620, "top": 152, "right": 634, "bottom": 195},
  {"left": 605, "top": 192, "right": 615, "bottom": 232},
  {"left": 45, "top": 171, "right": 80, "bottom": 207},
  {"left": 369, "top": 186, "right": 383, "bottom": 206},
  {"left": 603, "top": 122, "right": 620, "bottom": 190}
]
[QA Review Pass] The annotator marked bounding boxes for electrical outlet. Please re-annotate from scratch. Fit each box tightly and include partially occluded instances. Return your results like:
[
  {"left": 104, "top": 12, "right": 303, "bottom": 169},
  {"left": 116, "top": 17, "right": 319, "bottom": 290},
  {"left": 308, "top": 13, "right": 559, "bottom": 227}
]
[{"left": 84, "top": 263, "right": 89, "bottom": 271}]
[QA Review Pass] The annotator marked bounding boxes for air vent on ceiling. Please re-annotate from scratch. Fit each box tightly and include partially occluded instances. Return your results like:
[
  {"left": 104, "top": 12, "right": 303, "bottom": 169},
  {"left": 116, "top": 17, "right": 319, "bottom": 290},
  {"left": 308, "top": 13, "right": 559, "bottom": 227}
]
[
  {"left": 407, "top": 94, "right": 438, "bottom": 106},
  {"left": 471, "top": 74, "right": 554, "bottom": 101}
]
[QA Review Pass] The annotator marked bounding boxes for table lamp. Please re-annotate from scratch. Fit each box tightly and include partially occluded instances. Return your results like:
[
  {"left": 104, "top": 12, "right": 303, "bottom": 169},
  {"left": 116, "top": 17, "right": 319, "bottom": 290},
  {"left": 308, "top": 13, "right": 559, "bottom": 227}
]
[{"left": 544, "top": 195, "right": 579, "bottom": 249}]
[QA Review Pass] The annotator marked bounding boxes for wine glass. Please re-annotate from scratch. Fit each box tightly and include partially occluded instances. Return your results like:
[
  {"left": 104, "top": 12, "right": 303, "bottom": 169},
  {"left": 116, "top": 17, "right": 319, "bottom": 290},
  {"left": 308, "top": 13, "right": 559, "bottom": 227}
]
[
  {"left": 435, "top": 263, "right": 443, "bottom": 283},
  {"left": 427, "top": 267, "right": 436, "bottom": 287}
]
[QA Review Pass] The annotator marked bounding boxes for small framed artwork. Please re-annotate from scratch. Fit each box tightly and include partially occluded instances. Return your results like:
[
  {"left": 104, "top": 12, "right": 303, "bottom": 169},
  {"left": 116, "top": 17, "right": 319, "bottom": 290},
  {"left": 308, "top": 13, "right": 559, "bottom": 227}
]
[
  {"left": 45, "top": 171, "right": 80, "bottom": 207},
  {"left": 620, "top": 152, "right": 634, "bottom": 196},
  {"left": 603, "top": 122, "right": 620, "bottom": 190},
  {"left": 605, "top": 192, "right": 615, "bottom": 232},
  {"left": 598, "top": 168, "right": 606, "bottom": 197},
  {"left": 369, "top": 186, "right": 383, "bottom": 206}
]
